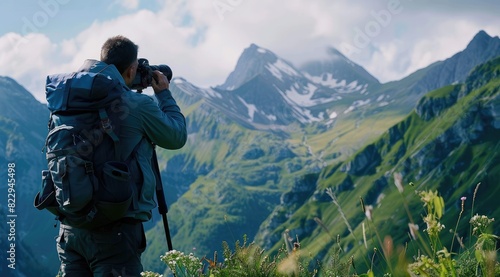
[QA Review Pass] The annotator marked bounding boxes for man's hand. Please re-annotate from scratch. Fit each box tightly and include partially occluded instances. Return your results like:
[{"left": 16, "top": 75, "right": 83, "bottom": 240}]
[{"left": 151, "top": 70, "right": 169, "bottom": 93}]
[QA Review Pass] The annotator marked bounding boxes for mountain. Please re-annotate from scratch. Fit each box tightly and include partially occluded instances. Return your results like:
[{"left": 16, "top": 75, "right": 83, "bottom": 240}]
[
  {"left": 0, "top": 76, "right": 56, "bottom": 277},
  {"left": 255, "top": 56, "right": 500, "bottom": 273},
  {"left": 210, "top": 44, "right": 382, "bottom": 127},
  {"left": 0, "top": 76, "right": 48, "bottom": 149},
  {"left": 181, "top": 31, "right": 500, "bottom": 133},
  {"left": 300, "top": 47, "right": 380, "bottom": 90},
  {"left": 411, "top": 30, "right": 500, "bottom": 93},
  {"left": 1, "top": 30, "right": 499, "bottom": 275},
  {"left": 377, "top": 30, "right": 500, "bottom": 109}
]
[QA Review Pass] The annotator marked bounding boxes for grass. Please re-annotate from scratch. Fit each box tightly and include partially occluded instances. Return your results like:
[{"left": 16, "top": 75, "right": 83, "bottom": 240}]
[{"left": 141, "top": 182, "right": 499, "bottom": 277}]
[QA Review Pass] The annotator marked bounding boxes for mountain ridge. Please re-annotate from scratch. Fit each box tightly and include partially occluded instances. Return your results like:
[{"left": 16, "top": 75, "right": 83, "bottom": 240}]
[
  {"left": 172, "top": 30, "right": 500, "bottom": 131},
  {"left": 381, "top": 30, "right": 500, "bottom": 103}
]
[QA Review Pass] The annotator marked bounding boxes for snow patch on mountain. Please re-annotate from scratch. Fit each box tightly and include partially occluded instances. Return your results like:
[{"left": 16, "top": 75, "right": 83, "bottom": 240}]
[
  {"left": 238, "top": 96, "right": 257, "bottom": 121},
  {"left": 174, "top": 77, "right": 222, "bottom": 98},
  {"left": 284, "top": 84, "right": 316, "bottom": 107},
  {"left": 346, "top": 81, "right": 362, "bottom": 91},
  {"left": 257, "top": 47, "right": 267, "bottom": 54},
  {"left": 296, "top": 107, "right": 323, "bottom": 123},
  {"left": 265, "top": 113, "right": 277, "bottom": 121},
  {"left": 304, "top": 83, "right": 317, "bottom": 94},
  {"left": 173, "top": 78, "right": 184, "bottom": 85},
  {"left": 305, "top": 73, "right": 337, "bottom": 88},
  {"left": 265, "top": 60, "right": 301, "bottom": 81},
  {"left": 344, "top": 99, "right": 371, "bottom": 114},
  {"left": 304, "top": 73, "right": 368, "bottom": 94},
  {"left": 201, "top": 88, "right": 222, "bottom": 99},
  {"left": 283, "top": 82, "right": 343, "bottom": 108}
]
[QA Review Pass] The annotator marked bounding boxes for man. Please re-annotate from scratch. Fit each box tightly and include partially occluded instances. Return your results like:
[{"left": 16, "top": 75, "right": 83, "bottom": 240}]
[{"left": 56, "top": 35, "right": 187, "bottom": 276}]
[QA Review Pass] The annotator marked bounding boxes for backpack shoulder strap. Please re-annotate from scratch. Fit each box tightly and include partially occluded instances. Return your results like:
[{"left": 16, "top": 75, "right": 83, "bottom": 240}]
[{"left": 98, "top": 108, "right": 120, "bottom": 161}]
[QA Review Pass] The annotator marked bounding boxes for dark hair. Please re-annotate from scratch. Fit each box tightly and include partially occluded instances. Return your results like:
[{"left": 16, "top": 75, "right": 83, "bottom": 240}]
[{"left": 100, "top": 35, "right": 138, "bottom": 74}]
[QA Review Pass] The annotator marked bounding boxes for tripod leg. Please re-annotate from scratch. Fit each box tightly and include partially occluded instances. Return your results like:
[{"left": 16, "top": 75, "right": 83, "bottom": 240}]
[{"left": 152, "top": 149, "right": 173, "bottom": 250}]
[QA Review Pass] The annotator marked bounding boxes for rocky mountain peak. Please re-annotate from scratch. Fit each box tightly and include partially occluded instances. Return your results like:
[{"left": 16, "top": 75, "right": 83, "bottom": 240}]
[
  {"left": 461, "top": 30, "right": 500, "bottom": 59},
  {"left": 404, "top": 30, "right": 500, "bottom": 99},
  {"left": 299, "top": 47, "right": 380, "bottom": 90},
  {"left": 216, "top": 44, "right": 292, "bottom": 91},
  {"left": 467, "top": 30, "right": 493, "bottom": 50}
]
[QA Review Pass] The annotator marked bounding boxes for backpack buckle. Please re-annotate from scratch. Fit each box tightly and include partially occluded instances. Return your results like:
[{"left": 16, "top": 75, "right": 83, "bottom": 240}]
[
  {"left": 86, "top": 207, "right": 97, "bottom": 222},
  {"left": 84, "top": 162, "right": 94, "bottom": 174},
  {"left": 101, "top": 118, "right": 112, "bottom": 131}
]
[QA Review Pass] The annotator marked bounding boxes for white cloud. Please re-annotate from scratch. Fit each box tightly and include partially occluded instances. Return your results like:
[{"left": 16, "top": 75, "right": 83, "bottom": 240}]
[
  {"left": 0, "top": 0, "right": 499, "bottom": 103},
  {"left": 0, "top": 33, "right": 61, "bottom": 98}
]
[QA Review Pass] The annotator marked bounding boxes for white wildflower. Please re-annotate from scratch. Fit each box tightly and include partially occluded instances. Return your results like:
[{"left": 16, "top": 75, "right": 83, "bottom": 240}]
[{"left": 393, "top": 172, "right": 404, "bottom": 193}]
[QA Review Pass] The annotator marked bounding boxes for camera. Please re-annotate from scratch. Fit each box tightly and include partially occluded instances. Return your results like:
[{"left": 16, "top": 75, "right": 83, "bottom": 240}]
[{"left": 131, "top": 58, "right": 172, "bottom": 91}]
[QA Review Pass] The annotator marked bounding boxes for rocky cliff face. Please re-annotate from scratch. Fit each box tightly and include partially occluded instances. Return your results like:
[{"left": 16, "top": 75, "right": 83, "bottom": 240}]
[
  {"left": 389, "top": 58, "right": 500, "bottom": 195},
  {"left": 483, "top": 94, "right": 500, "bottom": 129},
  {"left": 409, "top": 91, "right": 500, "bottom": 180},
  {"left": 340, "top": 144, "right": 382, "bottom": 176},
  {"left": 394, "top": 57, "right": 500, "bottom": 181},
  {"left": 254, "top": 173, "right": 318, "bottom": 250},
  {"left": 415, "top": 85, "right": 461, "bottom": 121}
]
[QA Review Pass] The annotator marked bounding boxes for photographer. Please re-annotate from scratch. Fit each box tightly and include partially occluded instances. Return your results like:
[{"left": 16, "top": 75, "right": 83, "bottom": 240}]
[{"left": 55, "top": 35, "right": 187, "bottom": 276}]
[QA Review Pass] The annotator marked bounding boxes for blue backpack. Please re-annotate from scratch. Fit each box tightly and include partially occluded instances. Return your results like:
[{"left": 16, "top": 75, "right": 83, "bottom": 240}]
[{"left": 34, "top": 66, "right": 136, "bottom": 229}]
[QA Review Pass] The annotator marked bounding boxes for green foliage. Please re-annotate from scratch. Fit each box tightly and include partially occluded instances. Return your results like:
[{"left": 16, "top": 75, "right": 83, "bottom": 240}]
[
  {"left": 143, "top": 188, "right": 499, "bottom": 277},
  {"left": 214, "top": 236, "right": 283, "bottom": 277},
  {"left": 144, "top": 234, "right": 357, "bottom": 277},
  {"left": 407, "top": 190, "right": 499, "bottom": 277},
  {"left": 417, "top": 190, "right": 446, "bottom": 252}
]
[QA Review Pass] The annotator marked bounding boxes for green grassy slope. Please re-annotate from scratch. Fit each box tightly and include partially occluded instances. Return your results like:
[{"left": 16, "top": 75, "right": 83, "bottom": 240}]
[{"left": 262, "top": 57, "right": 500, "bottom": 274}]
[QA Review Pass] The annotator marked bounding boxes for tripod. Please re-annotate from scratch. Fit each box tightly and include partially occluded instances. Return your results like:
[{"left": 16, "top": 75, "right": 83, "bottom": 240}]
[{"left": 151, "top": 148, "right": 173, "bottom": 251}]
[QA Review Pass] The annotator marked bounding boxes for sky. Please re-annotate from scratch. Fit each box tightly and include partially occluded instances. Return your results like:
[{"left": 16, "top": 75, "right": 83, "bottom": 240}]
[{"left": 1, "top": 0, "right": 499, "bottom": 103}]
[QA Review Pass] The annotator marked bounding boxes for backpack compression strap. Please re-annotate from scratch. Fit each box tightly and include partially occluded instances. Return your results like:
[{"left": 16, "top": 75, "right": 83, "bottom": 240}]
[{"left": 99, "top": 108, "right": 120, "bottom": 161}]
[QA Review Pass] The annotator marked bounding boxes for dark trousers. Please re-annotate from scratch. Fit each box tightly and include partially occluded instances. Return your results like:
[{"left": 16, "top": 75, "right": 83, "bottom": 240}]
[{"left": 56, "top": 221, "right": 146, "bottom": 277}]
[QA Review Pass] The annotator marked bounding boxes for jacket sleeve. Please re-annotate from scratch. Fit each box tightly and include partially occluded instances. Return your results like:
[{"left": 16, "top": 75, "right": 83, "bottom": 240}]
[{"left": 139, "top": 89, "right": 187, "bottom": 149}]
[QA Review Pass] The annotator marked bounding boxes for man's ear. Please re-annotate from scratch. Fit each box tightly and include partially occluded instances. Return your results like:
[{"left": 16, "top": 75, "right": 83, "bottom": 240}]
[
  {"left": 122, "top": 64, "right": 135, "bottom": 85},
  {"left": 127, "top": 64, "right": 135, "bottom": 79}
]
